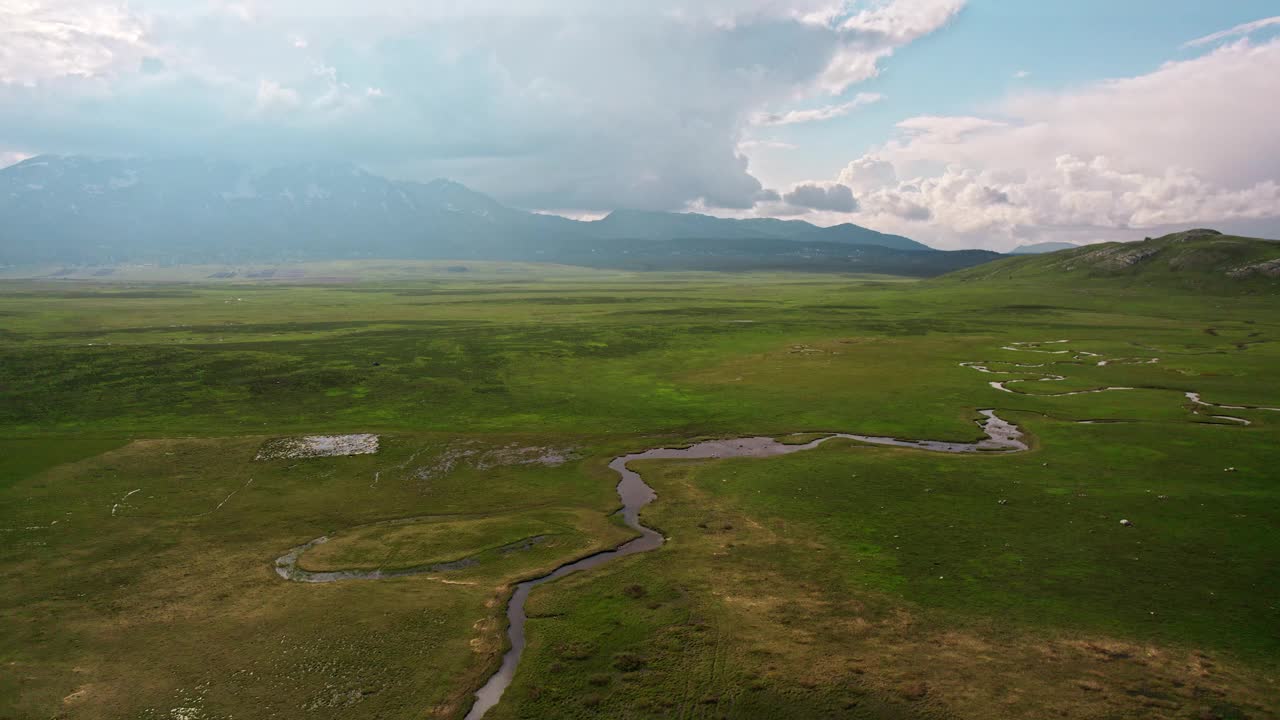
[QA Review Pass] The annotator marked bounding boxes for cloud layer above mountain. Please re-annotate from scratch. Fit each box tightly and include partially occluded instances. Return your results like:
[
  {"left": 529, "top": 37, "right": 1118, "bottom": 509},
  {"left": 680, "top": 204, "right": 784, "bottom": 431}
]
[
  {"left": 0, "top": 0, "right": 960, "bottom": 213},
  {"left": 2, "top": 2, "right": 1277, "bottom": 249}
]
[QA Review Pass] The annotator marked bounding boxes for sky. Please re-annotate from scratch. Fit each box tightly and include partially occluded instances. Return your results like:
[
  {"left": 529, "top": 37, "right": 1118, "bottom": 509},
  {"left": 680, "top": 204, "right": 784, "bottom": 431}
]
[{"left": 2, "top": 0, "right": 1279, "bottom": 249}]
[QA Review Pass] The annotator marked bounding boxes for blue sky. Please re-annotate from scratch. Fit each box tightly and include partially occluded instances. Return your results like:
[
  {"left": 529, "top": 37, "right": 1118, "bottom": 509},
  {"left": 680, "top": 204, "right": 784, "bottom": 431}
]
[
  {"left": 759, "top": 0, "right": 1280, "bottom": 186},
  {"left": 2, "top": 1, "right": 1278, "bottom": 249}
]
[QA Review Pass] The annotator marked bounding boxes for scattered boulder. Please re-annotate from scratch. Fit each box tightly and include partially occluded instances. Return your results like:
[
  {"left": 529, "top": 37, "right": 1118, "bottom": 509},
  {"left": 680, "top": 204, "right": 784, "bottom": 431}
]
[
  {"left": 256, "top": 434, "right": 379, "bottom": 460},
  {"left": 1227, "top": 257, "right": 1280, "bottom": 279}
]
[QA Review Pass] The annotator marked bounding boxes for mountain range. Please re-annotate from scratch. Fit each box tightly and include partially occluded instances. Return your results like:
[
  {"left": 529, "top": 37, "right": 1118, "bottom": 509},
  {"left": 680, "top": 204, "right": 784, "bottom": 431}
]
[{"left": 0, "top": 156, "right": 996, "bottom": 275}]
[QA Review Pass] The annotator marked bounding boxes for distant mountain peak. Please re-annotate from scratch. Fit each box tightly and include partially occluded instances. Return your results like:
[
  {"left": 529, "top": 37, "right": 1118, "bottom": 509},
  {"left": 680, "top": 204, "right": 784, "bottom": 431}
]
[
  {"left": 1010, "top": 241, "right": 1079, "bottom": 255},
  {"left": 423, "top": 177, "right": 469, "bottom": 190},
  {"left": 598, "top": 208, "right": 700, "bottom": 222},
  {"left": 0, "top": 154, "right": 955, "bottom": 271},
  {"left": 806, "top": 222, "right": 932, "bottom": 251}
]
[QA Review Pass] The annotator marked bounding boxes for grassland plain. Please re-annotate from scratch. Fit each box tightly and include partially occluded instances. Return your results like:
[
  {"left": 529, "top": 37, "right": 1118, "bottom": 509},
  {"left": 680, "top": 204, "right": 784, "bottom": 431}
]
[{"left": 1, "top": 264, "right": 1278, "bottom": 719}]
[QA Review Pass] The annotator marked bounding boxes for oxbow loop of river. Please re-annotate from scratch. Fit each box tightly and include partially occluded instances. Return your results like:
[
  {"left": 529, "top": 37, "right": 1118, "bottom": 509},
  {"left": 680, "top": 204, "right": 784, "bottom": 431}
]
[{"left": 271, "top": 339, "right": 1271, "bottom": 719}]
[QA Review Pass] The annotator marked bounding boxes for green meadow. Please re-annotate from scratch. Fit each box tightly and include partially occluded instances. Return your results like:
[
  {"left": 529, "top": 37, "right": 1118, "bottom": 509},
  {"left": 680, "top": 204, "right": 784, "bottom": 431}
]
[{"left": 1, "top": 265, "right": 1277, "bottom": 719}]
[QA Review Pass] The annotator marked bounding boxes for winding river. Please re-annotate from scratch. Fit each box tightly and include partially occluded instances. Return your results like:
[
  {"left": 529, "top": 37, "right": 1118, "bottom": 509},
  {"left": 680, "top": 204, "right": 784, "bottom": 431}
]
[
  {"left": 275, "top": 338, "right": 1269, "bottom": 719},
  {"left": 965, "top": 340, "right": 1279, "bottom": 425},
  {"left": 273, "top": 410, "right": 1028, "bottom": 719},
  {"left": 460, "top": 409, "right": 1026, "bottom": 719}
]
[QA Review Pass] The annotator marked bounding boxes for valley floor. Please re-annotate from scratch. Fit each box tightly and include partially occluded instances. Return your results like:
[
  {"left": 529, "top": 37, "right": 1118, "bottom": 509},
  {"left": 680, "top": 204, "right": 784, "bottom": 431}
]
[{"left": 1, "top": 268, "right": 1277, "bottom": 719}]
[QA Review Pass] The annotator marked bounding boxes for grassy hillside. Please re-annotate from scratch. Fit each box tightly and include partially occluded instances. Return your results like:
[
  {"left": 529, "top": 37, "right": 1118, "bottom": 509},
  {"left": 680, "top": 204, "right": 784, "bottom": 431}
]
[{"left": 945, "top": 229, "right": 1280, "bottom": 291}]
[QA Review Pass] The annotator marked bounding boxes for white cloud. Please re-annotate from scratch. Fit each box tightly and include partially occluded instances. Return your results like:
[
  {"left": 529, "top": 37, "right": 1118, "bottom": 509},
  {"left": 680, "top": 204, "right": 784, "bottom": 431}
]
[
  {"left": 1183, "top": 15, "right": 1280, "bottom": 47},
  {"left": 0, "top": 0, "right": 958, "bottom": 213},
  {"left": 738, "top": 139, "right": 799, "bottom": 151},
  {"left": 816, "top": 0, "right": 966, "bottom": 94},
  {"left": 752, "top": 92, "right": 882, "bottom": 126},
  {"left": 0, "top": 1, "right": 151, "bottom": 84},
  {"left": 851, "top": 157, "right": 1280, "bottom": 240},
  {"left": 781, "top": 35, "right": 1280, "bottom": 249},
  {"left": 1013, "top": 69, "right": 1030, "bottom": 79},
  {"left": 839, "top": 0, "right": 966, "bottom": 42},
  {"left": 744, "top": 199, "right": 814, "bottom": 217},
  {"left": 816, "top": 45, "right": 893, "bottom": 94},
  {"left": 895, "top": 115, "right": 1006, "bottom": 142},
  {"left": 255, "top": 79, "right": 300, "bottom": 111},
  {"left": 837, "top": 154, "right": 897, "bottom": 191}
]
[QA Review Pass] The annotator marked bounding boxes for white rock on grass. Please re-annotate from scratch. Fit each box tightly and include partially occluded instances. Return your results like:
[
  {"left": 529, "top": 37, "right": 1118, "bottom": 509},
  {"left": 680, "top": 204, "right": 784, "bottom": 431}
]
[{"left": 256, "top": 434, "right": 379, "bottom": 460}]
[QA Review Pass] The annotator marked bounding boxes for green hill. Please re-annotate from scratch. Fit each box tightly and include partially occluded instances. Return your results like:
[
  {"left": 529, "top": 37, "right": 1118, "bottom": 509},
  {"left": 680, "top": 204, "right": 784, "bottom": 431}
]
[{"left": 945, "top": 229, "right": 1280, "bottom": 291}]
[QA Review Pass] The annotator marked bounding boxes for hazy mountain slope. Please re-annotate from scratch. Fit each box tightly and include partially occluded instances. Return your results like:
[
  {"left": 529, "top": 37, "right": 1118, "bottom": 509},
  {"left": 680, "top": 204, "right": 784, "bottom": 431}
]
[
  {"left": 587, "top": 209, "right": 788, "bottom": 240},
  {"left": 1010, "top": 241, "right": 1078, "bottom": 254},
  {"left": 0, "top": 155, "right": 972, "bottom": 273},
  {"left": 943, "top": 229, "right": 1280, "bottom": 290},
  {"left": 526, "top": 236, "right": 997, "bottom": 275},
  {"left": 583, "top": 211, "right": 928, "bottom": 247},
  {"left": 0, "top": 156, "right": 527, "bottom": 263},
  {"left": 806, "top": 223, "right": 930, "bottom": 251}
]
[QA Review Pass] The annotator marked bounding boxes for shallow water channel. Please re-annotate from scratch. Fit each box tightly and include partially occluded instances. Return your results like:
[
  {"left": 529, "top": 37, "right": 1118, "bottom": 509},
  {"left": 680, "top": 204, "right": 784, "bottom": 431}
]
[
  {"left": 273, "top": 339, "right": 1266, "bottom": 716},
  {"left": 460, "top": 409, "right": 1026, "bottom": 719}
]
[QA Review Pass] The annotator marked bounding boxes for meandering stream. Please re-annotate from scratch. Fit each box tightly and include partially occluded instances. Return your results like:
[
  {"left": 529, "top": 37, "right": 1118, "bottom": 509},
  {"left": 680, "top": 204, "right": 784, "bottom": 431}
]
[
  {"left": 272, "top": 409, "right": 1027, "bottom": 719},
  {"left": 460, "top": 409, "right": 1026, "bottom": 719},
  {"left": 966, "top": 340, "right": 1279, "bottom": 425},
  {"left": 274, "top": 338, "right": 1270, "bottom": 719}
]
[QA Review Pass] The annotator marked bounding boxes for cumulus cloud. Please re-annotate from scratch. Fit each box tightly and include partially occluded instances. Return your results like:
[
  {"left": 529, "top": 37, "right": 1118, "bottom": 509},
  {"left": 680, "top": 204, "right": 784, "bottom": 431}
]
[
  {"left": 783, "top": 182, "right": 858, "bottom": 212},
  {"left": 781, "top": 34, "right": 1280, "bottom": 249},
  {"left": 837, "top": 154, "right": 897, "bottom": 191},
  {"left": 854, "top": 156, "right": 1279, "bottom": 242},
  {"left": 0, "top": 0, "right": 962, "bottom": 211},
  {"left": 752, "top": 92, "right": 882, "bottom": 126},
  {"left": 0, "top": 0, "right": 960, "bottom": 212}
]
